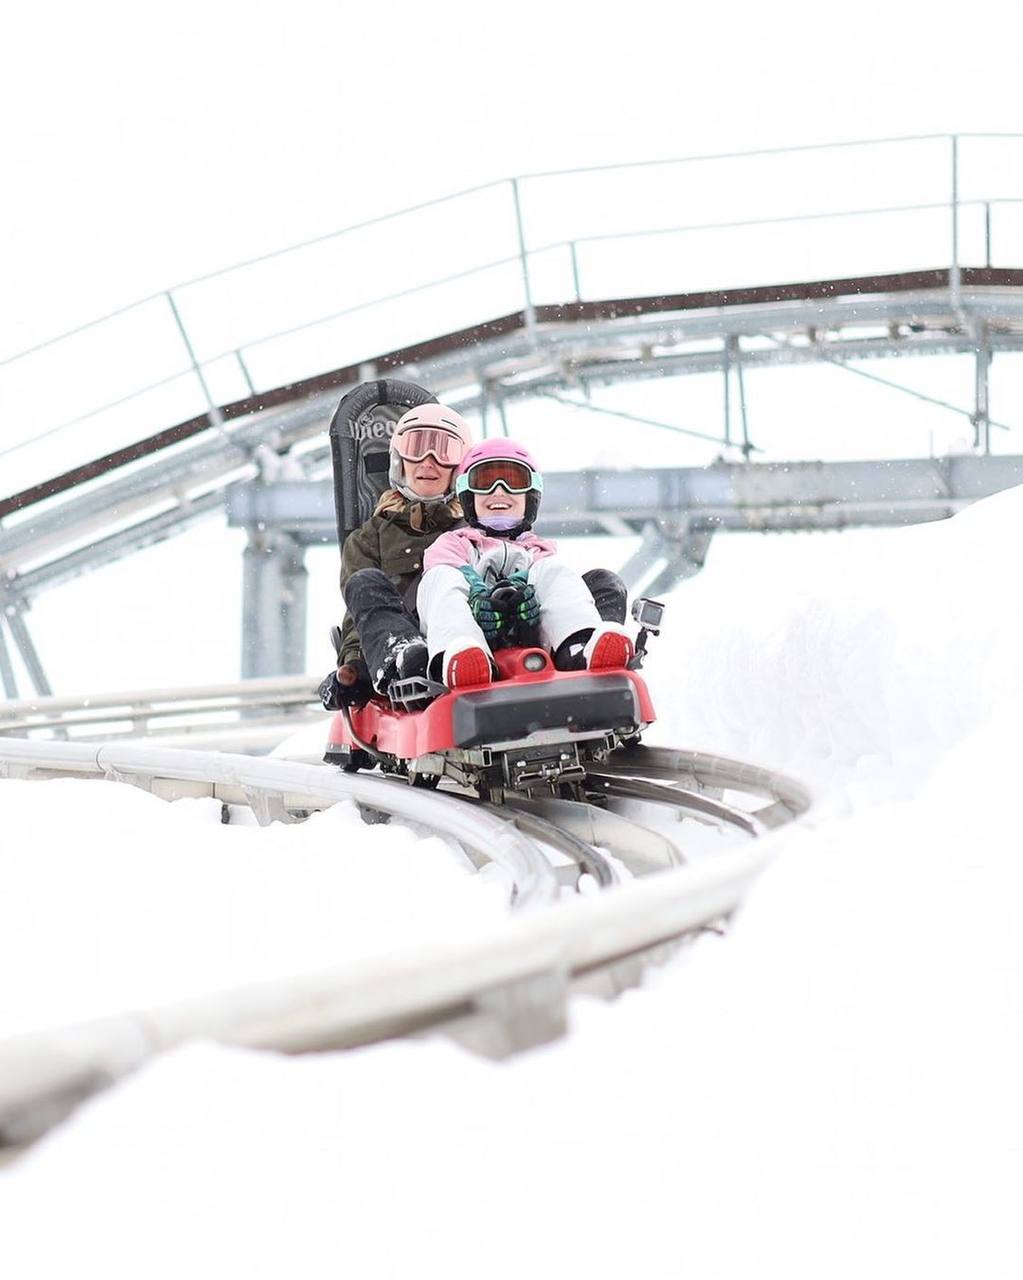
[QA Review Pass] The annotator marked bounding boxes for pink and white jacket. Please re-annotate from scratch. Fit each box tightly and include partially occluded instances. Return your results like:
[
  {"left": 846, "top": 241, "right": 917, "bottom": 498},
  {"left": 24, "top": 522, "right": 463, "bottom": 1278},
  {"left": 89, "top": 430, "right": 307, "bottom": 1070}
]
[{"left": 423, "top": 526, "right": 557, "bottom": 582}]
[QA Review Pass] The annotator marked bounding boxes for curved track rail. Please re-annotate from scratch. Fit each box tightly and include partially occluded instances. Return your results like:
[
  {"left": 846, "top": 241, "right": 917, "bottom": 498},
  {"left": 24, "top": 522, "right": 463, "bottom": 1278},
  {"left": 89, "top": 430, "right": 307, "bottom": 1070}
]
[
  {"left": 588, "top": 744, "right": 812, "bottom": 834},
  {"left": 0, "top": 737, "right": 810, "bottom": 1149}
]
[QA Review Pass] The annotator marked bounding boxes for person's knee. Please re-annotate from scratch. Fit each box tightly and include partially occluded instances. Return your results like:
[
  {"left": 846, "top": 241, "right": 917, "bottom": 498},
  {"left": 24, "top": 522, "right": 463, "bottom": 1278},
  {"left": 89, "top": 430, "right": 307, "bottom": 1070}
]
[
  {"left": 583, "top": 568, "right": 628, "bottom": 624},
  {"left": 343, "top": 566, "right": 392, "bottom": 609},
  {"left": 416, "top": 566, "right": 445, "bottom": 612}
]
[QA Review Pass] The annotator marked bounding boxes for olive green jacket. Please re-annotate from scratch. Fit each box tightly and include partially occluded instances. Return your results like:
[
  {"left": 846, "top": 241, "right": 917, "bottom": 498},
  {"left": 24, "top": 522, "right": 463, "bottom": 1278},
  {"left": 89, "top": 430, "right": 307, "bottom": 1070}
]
[{"left": 337, "top": 500, "right": 464, "bottom": 666}]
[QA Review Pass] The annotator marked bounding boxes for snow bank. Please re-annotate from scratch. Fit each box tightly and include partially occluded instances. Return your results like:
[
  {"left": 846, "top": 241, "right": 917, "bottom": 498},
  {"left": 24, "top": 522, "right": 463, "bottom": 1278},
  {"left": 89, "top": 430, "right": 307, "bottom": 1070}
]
[
  {"left": 648, "top": 484, "right": 1023, "bottom": 801},
  {"left": 7, "top": 770, "right": 1023, "bottom": 1280},
  {"left": 4, "top": 486, "right": 1023, "bottom": 1277},
  {"left": 0, "top": 779, "right": 508, "bottom": 1037}
]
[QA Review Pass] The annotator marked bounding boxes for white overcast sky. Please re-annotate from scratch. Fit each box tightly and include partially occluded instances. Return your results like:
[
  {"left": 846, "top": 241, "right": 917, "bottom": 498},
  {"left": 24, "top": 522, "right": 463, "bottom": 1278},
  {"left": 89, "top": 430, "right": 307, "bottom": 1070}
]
[{"left": 2, "top": 0, "right": 1021, "bottom": 354}]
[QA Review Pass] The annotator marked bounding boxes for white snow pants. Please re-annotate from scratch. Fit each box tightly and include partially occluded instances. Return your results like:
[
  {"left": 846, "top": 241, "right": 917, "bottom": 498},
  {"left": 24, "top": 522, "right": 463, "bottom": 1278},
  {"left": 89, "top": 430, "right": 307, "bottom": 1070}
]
[{"left": 416, "top": 559, "right": 604, "bottom": 663}]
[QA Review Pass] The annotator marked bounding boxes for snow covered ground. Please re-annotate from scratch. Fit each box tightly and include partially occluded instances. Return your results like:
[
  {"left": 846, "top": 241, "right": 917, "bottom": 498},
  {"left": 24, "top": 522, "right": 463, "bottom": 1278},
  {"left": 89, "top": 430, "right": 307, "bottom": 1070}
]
[
  {"left": 0, "top": 784, "right": 509, "bottom": 1038},
  {"left": 3, "top": 485, "right": 1023, "bottom": 1277}
]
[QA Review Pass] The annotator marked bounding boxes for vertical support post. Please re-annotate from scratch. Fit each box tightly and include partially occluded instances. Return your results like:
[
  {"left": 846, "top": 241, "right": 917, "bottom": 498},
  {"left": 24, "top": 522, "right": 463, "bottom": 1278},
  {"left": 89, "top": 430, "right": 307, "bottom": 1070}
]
[
  {"left": 4, "top": 601, "right": 52, "bottom": 696},
  {"left": 510, "top": 178, "right": 536, "bottom": 333},
  {"left": 736, "top": 343, "right": 752, "bottom": 459},
  {"left": 497, "top": 388, "right": 510, "bottom": 438},
  {"left": 569, "top": 241, "right": 583, "bottom": 303},
  {"left": 950, "top": 134, "right": 961, "bottom": 306},
  {"left": 235, "top": 348, "right": 257, "bottom": 397},
  {"left": 166, "top": 290, "right": 226, "bottom": 431},
  {"left": 985, "top": 202, "right": 992, "bottom": 269},
  {"left": 241, "top": 531, "right": 308, "bottom": 678},
  {"left": 0, "top": 619, "right": 19, "bottom": 699},
  {"left": 722, "top": 337, "right": 732, "bottom": 448},
  {"left": 281, "top": 540, "right": 309, "bottom": 677},
  {"left": 722, "top": 337, "right": 732, "bottom": 447},
  {"left": 974, "top": 324, "right": 992, "bottom": 455}
]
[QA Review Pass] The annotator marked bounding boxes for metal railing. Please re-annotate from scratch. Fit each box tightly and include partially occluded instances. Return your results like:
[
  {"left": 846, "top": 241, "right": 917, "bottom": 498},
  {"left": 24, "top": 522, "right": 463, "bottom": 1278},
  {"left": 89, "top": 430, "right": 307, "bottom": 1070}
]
[
  {"left": 0, "top": 675, "right": 320, "bottom": 743},
  {"left": 3, "top": 132, "right": 1023, "bottom": 500}
]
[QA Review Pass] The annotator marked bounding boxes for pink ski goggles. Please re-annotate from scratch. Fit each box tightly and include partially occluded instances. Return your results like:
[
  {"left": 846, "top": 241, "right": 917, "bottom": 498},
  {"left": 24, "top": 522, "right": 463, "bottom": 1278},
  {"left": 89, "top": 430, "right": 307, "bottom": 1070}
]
[{"left": 393, "top": 426, "right": 466, "bottom": 466}]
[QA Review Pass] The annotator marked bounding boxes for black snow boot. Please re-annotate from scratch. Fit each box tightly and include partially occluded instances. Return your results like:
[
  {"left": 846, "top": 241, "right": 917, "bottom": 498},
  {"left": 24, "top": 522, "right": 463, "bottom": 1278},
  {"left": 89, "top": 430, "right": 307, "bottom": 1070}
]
[{"left": 377, "top": 635, "right": 429, "bottom": 695}]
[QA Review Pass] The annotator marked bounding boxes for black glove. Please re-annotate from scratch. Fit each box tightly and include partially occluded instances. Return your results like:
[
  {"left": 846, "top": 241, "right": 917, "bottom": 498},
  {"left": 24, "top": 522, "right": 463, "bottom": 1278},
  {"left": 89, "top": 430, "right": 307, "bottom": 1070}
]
[
  {"left": 490, "top": 572, "right": 542, "bottom": 646},
  {"left": 504, "top": 571, "right": 541, "bottom": 633},
  {"left": 318, "top": 658, "right": 373, "bottom": 709}
]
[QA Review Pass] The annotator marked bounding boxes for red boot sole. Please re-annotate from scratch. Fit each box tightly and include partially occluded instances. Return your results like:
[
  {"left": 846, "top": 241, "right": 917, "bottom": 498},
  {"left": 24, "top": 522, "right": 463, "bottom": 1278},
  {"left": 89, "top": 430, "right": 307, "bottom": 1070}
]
[
  {"left": 447, "top": 647, "right": 492, "bottom": 688},
  {"left": 588, "top": 631, "right": 634, "bottom": 671}
]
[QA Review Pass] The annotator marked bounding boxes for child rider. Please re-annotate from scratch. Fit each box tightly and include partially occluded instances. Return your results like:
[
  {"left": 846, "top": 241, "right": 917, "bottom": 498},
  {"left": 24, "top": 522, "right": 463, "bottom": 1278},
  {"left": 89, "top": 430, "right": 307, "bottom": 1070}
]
[{"left": 416, "top": 439, "right": 634, "bottom": 687}]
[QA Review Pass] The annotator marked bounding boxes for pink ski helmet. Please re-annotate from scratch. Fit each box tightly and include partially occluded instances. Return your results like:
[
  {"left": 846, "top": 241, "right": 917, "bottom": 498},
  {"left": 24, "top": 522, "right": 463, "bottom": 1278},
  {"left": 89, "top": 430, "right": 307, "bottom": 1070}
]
[
  {"left": 389, "top": 403, "right": 473, "bottom": 502},
  {"left": 455, "top": 438, "right": 544, "bottom": 536}
]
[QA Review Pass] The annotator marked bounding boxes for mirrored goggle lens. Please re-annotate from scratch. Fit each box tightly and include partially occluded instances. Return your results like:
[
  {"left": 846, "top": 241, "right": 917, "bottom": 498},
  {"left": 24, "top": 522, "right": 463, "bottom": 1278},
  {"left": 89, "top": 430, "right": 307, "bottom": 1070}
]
[
  {"left": 394, "top": 427, "right": 463, "bottom": 464},
  {"left": 463, "top": 459, "right": 534, "bottom": 494}
]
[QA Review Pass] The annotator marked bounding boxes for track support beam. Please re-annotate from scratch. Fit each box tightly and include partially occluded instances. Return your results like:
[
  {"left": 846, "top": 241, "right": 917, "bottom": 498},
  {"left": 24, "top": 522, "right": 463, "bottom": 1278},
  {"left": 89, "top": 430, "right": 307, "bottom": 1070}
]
[
  {"left": 1, "top": 598, "right": 52, "bottom": 697},
  {"left": 619, "top": 519, "right": 714, "bottom": 595},
  {"left": 241, "top": 530, "right": 308, "bottom": 678},
  {"left": 974, "top": 325, "right": 992, "bottom": 454},
  {"left": 0, "top": 621, "right": 18, "bottom": 699},
  {"left": 645, "top": 522, "right": 714, "bottom": 596}
]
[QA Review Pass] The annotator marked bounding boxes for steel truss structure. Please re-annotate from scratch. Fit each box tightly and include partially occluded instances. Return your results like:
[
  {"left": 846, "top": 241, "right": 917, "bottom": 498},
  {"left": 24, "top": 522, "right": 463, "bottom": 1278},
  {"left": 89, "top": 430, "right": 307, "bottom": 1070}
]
[{"left": 3, "top": 266, "right": 1023, "bottom": 687}]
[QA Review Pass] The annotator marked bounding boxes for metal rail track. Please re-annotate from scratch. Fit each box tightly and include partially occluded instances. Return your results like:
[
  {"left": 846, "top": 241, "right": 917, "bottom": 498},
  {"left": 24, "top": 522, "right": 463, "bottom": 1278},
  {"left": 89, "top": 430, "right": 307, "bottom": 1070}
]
[
  {"left": 0, "top": 736, "right": 810, "bottom": 1149},
  {"left": 586, "top": 771, "right": 765, "bottom": 838},
  {"left": 0, "top": 739, "right": 560, "bottom": 907},
  {"left": 477, "top": 801, "right": 619, "bottom": 890}
]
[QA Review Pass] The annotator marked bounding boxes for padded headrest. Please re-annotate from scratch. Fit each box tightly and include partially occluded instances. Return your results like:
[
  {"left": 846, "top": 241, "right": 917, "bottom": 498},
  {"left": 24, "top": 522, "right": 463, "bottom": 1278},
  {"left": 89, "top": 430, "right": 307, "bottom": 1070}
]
[{"left": 328, "top": 379, "right": 436, "bottom": 544}]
